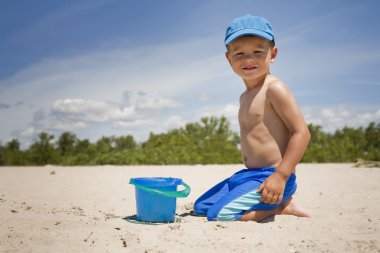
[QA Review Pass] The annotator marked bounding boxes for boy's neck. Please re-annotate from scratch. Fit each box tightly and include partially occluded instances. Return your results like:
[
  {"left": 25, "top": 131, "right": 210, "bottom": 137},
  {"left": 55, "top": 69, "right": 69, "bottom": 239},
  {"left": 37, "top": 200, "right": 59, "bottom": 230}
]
[{"left": 243, "top": 72, "right": 270, "bottom": 91}]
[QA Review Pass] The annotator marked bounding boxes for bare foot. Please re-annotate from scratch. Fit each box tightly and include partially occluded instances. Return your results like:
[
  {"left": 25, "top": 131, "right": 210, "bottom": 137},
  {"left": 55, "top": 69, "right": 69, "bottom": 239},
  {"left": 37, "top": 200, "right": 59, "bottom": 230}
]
[
  {"left": 277, "top": 198, "right": 312, "bottom": 218},
  {"left": 238, "top": 198, "right": 311, "bottom": 222}
]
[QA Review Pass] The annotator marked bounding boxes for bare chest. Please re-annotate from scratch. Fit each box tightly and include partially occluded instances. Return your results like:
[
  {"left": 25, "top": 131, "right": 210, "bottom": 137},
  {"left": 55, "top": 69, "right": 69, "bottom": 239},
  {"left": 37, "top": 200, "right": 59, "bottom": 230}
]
[{"left": 238, "top": 88, "right": 268, "bottom": 129}]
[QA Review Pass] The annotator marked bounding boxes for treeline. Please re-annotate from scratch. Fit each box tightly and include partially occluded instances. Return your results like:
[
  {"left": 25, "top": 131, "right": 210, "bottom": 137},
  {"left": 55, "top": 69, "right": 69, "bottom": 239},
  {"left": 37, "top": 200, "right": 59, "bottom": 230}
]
[
  {"left": 304, "top": 122, "right": 379, "bottom": 162},
  {"left": 0, "top": 117, "right": 379, "bottom": 166},
  {"left": 0, "top": 117, "right": 241, "bottom": 165}
]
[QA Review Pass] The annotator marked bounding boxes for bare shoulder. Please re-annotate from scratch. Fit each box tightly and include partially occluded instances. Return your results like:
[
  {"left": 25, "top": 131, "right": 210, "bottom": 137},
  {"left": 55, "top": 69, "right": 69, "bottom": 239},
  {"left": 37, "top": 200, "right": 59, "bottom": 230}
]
[
  {"left": 266, "top": 75, "right": 291, "bottom": 94},
  {"left": 266, "top": 75, "right": 293, "bottom": 104}
]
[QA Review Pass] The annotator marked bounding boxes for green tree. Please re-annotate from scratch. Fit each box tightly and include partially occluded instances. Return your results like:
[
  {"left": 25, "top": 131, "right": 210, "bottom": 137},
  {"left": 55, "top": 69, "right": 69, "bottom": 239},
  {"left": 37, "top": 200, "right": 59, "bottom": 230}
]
[
  {"left": 70, "top": 139, "right": 97, "bottom": 165},
  {"left": 29, "top": 132, "right": 59, "bottom": 165},
  {"left": 1, "top": 119, "right": 379, "bottom": 166},
  {"left": 57, "top": 132, "right": 78, "bottom": 156},
  {"left": 1, "top": 139, "right": 27, "bottom": 165},
  {"left": 364, "top": 122, "right": 380, "bottom": 160},
  {"left": 115, "top": 135, "right": 136, "bottom": 151},
  {"left": 7, "top": 139, "right": 20, "bottom": 151},
  {"left": 303, "top": 124, "right": 329, "bottom": 162},
  {"left": 96, "top": 136, "right": 114, "bottom": 154},
  {"left": 140, "top": 116, "right": 241, "bottom": 164}
]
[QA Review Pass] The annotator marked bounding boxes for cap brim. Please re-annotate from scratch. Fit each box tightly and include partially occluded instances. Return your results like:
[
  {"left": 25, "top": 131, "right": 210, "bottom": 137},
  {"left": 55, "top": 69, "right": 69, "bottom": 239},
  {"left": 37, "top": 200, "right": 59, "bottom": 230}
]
[{"left": 224, "top": 29, "right": 274, "bottom": 46}]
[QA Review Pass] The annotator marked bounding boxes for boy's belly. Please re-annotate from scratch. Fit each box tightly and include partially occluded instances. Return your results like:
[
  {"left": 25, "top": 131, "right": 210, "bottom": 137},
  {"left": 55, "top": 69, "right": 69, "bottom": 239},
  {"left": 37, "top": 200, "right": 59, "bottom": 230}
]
[{"left": 240, "top": 131, "right": 285, "bottom": 169}]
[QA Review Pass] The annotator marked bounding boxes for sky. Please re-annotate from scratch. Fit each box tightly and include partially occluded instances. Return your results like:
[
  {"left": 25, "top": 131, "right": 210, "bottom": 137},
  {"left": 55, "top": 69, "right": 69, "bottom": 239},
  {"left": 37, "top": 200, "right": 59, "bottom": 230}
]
[{"left": 1, "top": 0, "right": 380, "bottom": 148}]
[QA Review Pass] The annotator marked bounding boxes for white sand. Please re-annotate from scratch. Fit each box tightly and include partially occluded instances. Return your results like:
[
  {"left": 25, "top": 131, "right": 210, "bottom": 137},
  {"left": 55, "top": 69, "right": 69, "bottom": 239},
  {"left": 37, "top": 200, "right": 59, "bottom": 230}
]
[{"left": 0, "top": 164, "right": 379, "bottom": 253}]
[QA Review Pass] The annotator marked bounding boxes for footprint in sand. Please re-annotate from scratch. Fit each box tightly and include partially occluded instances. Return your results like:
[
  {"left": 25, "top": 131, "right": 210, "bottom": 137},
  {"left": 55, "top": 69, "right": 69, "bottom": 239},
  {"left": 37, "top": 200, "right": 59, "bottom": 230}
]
[
  {"left": 214, "top": 223, "right": 228, "bottom": 230},
  {"left": 182, "top": 202, "right": 194, "bottom": 211},
  {"left": 119, "top": 232, "right": 140, "bottom": 248},
  {"left": 168, "top": 224, "right": 181, "bottom": 231},
  {"left": 103, "top": 212, "right": 120, "bottom": 220},
  {"left": 21, "top": 202, "right": 32, "bottom": 211}
]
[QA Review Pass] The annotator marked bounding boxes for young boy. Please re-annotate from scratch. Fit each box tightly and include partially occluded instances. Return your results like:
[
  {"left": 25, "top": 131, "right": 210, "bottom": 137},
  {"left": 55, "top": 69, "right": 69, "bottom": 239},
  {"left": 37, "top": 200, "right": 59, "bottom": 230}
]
[{"left": 193, "top": 15, "right": 311, "bottom": 222}]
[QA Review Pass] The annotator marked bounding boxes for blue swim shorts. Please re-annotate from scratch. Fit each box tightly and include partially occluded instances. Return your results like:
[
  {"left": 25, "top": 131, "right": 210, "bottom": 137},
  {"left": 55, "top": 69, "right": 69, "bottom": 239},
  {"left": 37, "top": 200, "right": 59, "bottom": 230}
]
[{"left": 193, "top": 167, "right": 297, "bottom": 221}]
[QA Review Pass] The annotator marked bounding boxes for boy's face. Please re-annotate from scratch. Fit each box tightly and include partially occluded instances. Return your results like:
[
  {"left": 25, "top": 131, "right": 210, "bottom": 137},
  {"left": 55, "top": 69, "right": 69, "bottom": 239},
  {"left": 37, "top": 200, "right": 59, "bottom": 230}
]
[{"left": 226, "top": 36, "right": 277, "bottom": 82}]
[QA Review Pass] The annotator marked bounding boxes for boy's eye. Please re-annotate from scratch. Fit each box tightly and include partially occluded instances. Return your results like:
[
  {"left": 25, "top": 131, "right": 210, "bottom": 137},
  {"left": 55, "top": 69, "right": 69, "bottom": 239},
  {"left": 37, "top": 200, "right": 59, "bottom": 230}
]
[{"left": 232, "top": 52, "right": 245, "bottom": 59}]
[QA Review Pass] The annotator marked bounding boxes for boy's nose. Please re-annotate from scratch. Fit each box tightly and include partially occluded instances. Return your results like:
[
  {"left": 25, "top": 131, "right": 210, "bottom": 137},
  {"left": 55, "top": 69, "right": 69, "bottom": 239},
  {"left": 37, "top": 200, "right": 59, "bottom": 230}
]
[{"left": 243, "top": 54, "right": 256, "bottom": 61}]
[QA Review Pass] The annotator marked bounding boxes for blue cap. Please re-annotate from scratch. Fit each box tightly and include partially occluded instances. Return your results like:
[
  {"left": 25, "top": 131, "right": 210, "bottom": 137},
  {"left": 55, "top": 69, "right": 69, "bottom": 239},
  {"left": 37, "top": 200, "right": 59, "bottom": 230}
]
[{"left": 224, "top": 15, "right": 275, "bottom": 46}]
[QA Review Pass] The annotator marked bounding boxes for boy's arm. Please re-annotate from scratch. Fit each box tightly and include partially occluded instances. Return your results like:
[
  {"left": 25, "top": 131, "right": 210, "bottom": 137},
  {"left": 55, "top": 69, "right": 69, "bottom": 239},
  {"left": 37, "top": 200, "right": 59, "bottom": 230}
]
[{"left": 258, "top": 81, "right": 310, "bottom": 204}]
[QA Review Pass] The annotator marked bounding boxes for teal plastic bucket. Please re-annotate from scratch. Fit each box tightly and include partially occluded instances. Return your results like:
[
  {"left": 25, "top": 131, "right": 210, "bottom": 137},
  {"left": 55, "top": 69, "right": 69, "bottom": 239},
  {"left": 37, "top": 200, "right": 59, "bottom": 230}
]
[{"left": 129, "top": 177, "right": 190, "bottom": 223}]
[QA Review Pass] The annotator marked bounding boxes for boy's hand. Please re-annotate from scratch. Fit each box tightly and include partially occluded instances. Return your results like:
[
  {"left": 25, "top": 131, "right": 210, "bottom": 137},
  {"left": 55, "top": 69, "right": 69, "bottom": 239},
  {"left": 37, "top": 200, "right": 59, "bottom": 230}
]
[{"left": 257, "top": 172, "right": 287, "bottom": 204}]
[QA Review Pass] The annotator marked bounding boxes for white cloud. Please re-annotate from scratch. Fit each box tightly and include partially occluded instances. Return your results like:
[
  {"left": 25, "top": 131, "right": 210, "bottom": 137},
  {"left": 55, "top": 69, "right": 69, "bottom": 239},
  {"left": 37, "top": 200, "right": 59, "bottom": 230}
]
[
  {"left": 163, "top": 116, "right": 187, "bottom": 130},
  {"left": 21, "top": 92, "right": 185, "bottom": 143},
  {"left": 198, "top": 93, "right": 211, "bottom": 102},
  {"left": 197, "top": 103, "right": 240, "bottom": 133},
  {"left": 123, "top": 91, "right": 182, "bottom": 110},
  {"left": 20, "top": 127, "right": 35, "bottom": 138},
  {"left": 376, "top": 109, "right": 380, "bottom": 118},
  {"left": 115, "top": 115, "right": 186, "bottom": 132},
  {"left": 114, "top": 119, "right": 156, "bottom": 129},
  {"left": 320, "top": 108, "right": 336, "bottom": 120},
  {"left": 199, "top": 104, "right": 239, "bottom": 119},
  {"left": 51, "top": 98, "right": 136, "bottom": 122},
  {"left": 37, "top": 118, "right": 87, "bottom": 132},
  {"left": 304, "top": 105, "right": 380, "bottom": 132},
  {"left": 137, "top": 97, "right": 181, "bottom": 110}
]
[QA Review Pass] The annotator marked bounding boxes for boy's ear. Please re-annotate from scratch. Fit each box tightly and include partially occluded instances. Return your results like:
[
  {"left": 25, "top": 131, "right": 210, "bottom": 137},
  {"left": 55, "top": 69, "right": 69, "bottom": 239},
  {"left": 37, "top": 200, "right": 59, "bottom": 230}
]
[
  {"left": 225, "top": 51, "right": 232, "bottom": 65},
  {"left": 270, "top": 47, "right": 278, "bottom": 63}
]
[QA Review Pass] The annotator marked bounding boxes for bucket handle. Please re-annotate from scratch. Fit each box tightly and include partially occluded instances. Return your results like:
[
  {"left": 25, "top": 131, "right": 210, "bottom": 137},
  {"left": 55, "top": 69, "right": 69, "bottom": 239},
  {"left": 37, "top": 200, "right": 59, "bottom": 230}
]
[{"left": 130, "top": 180, "right": 191, "bottom": 198}]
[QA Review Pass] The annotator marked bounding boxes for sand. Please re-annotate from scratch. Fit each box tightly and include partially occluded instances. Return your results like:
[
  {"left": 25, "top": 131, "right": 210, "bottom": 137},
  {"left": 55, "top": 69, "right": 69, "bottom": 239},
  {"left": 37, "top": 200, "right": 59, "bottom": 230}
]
[{"left": 0, "top": 164, "right": 379, "bottom": 253}]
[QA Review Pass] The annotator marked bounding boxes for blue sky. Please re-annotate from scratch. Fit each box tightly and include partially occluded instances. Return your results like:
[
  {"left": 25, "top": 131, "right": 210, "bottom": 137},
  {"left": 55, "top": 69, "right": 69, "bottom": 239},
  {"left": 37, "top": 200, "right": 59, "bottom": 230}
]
[{"left": 1, "top": 0, "right": 379, "bottom": 148}]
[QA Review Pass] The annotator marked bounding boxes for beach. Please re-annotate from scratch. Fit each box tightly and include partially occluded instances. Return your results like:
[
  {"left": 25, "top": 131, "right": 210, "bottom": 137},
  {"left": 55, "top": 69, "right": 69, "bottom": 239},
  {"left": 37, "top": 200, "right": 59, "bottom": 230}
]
[{"left": 0, "top": 164, "right": 379, "bottom": 253}]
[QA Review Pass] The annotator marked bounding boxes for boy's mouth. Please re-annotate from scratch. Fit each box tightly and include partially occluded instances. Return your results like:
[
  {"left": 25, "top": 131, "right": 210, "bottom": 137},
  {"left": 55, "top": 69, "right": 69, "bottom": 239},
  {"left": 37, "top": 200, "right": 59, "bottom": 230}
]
[{"left": 243, "top": 66, "right": 257, "bottom": 70}]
